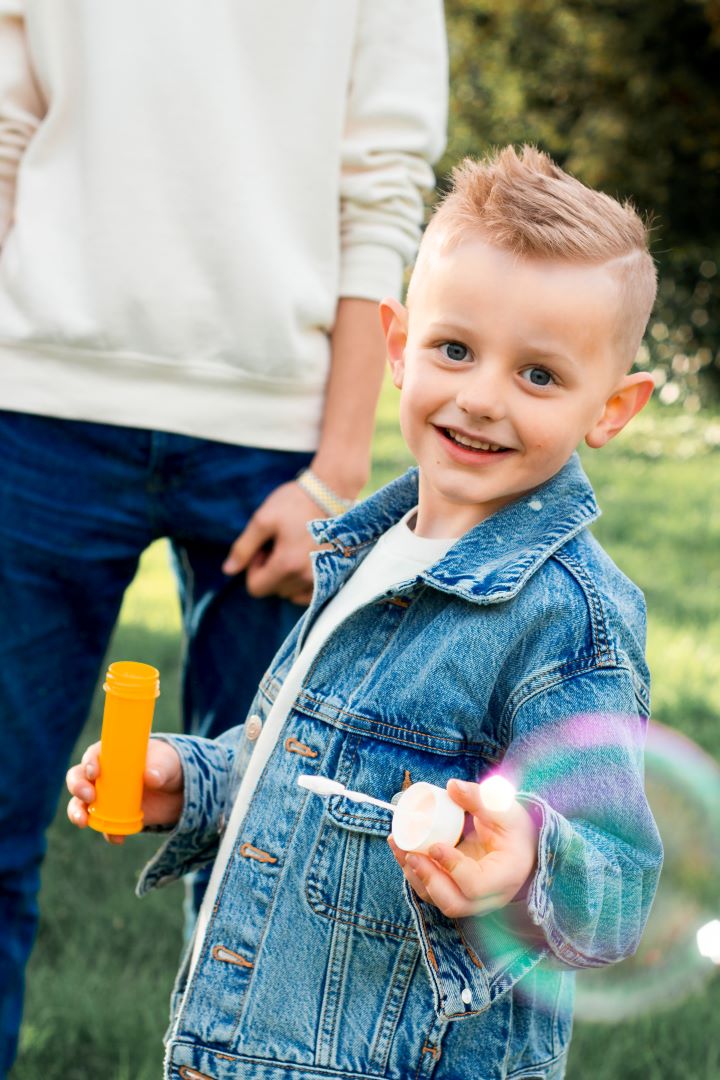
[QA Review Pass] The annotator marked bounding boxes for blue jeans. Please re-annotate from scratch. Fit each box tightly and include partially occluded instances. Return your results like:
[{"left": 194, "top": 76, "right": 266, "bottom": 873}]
[{"left": 0, "top": 409, "right": 312, "bottom": 1075}]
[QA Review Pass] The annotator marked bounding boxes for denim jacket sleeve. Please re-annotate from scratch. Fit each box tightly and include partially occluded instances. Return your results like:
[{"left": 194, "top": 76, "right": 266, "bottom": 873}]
[
  {"left": 135, "top": 729, "right": 239, "bottom": 896},
  {"left": 404, "top": 665, "right": 663, "bottom": 1022}
]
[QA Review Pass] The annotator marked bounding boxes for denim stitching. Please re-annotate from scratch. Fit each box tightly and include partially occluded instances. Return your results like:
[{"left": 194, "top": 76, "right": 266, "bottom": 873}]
[
  {"left": 503, "top": 658, "right": 630, "bottom": 742},
  {"left": 552, "top": 549, "right": 613, "bottom": 661},
  {"left": 369, "top": 937, "right": 420, "bottom": 1071},
  {"left": 453, "top": 919, "right": 484, "bottom": 969},
  {"left": 295, "top": 692, "right": 501, "bottom": 757}
]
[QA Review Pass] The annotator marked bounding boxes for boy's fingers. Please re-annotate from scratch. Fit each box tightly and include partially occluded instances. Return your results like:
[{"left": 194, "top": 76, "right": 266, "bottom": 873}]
[
  {"left": 387, "top": 835, "right": 407, "bottom": 866},
  {"left": 388, "top": 838, "right": 432, "bottom": 902},
  {"left": 80, "top": 742, "right": 102, "bottom": 781},
  {"left": 406, "top": 853, "right": 471, "bottom": 917},
  {"left": 65, "top": 763, "right": 95, "bottom": 804},
  {"left": 144, "top": 740, "right": 184, "bottom": 792},
  {"left": 447, "top": 778, "right": 506, "bottom": 818},
  {"left": 427, "top": 843, "right": 506, "bottom": 903},
  {"left": 67, "top": 796, "right": 88, "bottom": 828},
  {"left": 447, "top": 778, "right": 524, "bottom": 842},
  {"left": 404, "top": 867, "right": 432, "bottom": 904}
]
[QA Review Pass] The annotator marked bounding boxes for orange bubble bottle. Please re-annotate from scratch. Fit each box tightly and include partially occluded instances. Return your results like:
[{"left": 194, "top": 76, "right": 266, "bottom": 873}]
[{"left": 88, "top": 661, "right": 160, "bottom": 835}]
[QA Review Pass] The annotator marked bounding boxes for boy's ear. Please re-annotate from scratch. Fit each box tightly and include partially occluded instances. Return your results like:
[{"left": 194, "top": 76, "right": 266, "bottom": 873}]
[
  {"left": 379, "top": 297, "right": 408, "bottom": 388},
  {"left": 585, "top": 371, "right": 655, "bottom": 449}
]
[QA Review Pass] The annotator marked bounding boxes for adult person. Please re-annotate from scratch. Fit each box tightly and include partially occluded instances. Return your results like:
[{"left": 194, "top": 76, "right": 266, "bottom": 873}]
[{"left": 0, "top": 0, "right": 447, "bottom": 1072}]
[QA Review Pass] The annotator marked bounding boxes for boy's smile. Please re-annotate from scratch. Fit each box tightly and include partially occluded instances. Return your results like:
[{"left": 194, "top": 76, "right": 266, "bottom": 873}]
[{"left": 382, "top": 238, "right": 653, "bottom": 538}]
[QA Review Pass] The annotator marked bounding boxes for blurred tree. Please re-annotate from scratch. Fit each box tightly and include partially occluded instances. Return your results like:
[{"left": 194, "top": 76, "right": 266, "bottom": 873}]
[{"left": 443, "top": 0, "right": 720, "bottom": 406}]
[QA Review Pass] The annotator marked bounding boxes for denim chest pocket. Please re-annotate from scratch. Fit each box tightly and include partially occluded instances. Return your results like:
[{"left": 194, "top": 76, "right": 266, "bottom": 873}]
[{"left": 305, "top": 732, "right": 486, "bottom": 939}]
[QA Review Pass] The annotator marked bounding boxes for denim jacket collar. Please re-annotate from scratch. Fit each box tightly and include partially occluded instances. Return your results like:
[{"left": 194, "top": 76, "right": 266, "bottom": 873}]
[{"left": 310, "top": 453, "right": 600, "bottom": 604}]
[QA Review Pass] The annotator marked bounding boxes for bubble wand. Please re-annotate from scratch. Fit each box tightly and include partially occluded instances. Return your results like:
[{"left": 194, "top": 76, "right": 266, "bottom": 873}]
[{"left": 297, "top": 772, "right": 516, "bottom": 853}]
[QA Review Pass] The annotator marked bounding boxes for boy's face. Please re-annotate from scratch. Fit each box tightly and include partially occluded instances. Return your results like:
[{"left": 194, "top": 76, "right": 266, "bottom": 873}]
[{"left": 382, "top": 237, "right": 653, "bottom": 537}]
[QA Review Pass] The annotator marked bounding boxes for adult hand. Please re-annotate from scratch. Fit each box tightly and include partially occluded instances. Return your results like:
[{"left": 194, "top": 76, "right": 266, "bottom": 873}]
[
  {"left": 222, "top": 480, "right": 322, "bottom": 606},
  {"left": 388, "top": 778, "right": 539, "bottom": 919},
  {"left": 66, "top": 739, "right": 184, "bottom": 845}
]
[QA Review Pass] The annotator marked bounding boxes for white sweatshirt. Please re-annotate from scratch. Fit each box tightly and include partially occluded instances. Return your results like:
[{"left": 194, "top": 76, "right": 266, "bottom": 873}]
[{"left": 0, "top": 0, "right": 446, "bottom": 448}]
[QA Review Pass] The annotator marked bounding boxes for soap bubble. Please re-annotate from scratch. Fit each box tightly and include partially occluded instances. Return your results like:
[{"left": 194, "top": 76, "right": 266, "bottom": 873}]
[
  {"left": 479, "top": 718, "right": 720, "bottom": 1022},
  {"left": 574, "top": 720, "right": 720, "bottom": 1021}
]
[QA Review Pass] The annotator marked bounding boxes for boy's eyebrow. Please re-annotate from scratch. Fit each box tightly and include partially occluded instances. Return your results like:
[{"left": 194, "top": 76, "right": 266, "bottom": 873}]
[
  {"left": 518, "top": 343, "right": 577, "bottom": 367},
  {"left": 424, "top": 319, "right": 480, "bottom": 339}
]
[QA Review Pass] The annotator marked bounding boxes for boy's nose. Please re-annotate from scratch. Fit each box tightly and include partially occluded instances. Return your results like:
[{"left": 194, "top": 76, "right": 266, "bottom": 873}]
[{"left": 455, "top": 367, "right": 507, "bottom": 421}]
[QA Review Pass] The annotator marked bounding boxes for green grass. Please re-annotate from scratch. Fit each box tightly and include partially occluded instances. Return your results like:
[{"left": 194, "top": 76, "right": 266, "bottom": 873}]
[{"left": 11, "top": 384, "right": 720, "bottom": 1078}]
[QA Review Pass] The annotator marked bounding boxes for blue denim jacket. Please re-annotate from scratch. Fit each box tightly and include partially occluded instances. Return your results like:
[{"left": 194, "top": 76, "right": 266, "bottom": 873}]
[{"left": 139, "top": 454, "right": 662, "bottom": 1080}]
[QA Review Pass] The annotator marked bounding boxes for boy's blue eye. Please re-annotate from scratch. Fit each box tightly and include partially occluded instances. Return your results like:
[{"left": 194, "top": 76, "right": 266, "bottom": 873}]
[
  {"left": 521, "top": 366, "right": 554, "bottom": 387},
  {"left": 440, "top": 342, "right": 469, "bottom": 362}
]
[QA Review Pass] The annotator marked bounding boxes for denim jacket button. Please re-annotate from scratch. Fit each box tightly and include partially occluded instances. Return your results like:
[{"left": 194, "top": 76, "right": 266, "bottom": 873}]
[{"left": 246, "top": 715, "right": 263, "bottom": 741}]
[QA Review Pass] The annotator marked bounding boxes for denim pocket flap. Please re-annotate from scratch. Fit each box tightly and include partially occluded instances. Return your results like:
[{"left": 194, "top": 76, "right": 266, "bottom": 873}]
[{"left": 324, "top": 794, "right": 394, "bottom": 837}]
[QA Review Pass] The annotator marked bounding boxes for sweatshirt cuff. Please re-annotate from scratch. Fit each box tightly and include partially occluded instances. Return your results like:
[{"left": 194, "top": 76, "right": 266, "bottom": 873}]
[
  {"left": 338, "top": 242, "right": 405, "bottom": 302},
  {"left": 136, "top": 733, "right": 235, "bottom": 896}
]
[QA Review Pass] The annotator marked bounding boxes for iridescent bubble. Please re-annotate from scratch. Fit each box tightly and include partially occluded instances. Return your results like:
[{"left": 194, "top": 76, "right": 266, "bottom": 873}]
[
  {"left": 574, "top": 720, "right": 720, "bottom": 1021},
  {"left": 475, "top": 717, "right": 720, "bottom": 1022}
]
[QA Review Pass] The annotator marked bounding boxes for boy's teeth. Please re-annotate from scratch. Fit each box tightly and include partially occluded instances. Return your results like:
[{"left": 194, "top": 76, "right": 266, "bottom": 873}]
[{"left": 447, "top": 428, "right": 502, "bottom": 451}]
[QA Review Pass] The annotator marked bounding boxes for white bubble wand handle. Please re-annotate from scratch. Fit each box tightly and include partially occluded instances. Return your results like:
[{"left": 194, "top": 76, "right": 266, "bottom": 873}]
[
  {"left": 297, "top": 774, "right": 396, "bottom": 812},
  {"left": 298, "top": 772, "right": 517, "bottom": 814}
]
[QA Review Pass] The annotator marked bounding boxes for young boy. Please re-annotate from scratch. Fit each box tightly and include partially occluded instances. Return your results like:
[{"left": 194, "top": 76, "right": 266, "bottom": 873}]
[{"left": 67, "top": 146, "right": 663, "bottom": 1080}]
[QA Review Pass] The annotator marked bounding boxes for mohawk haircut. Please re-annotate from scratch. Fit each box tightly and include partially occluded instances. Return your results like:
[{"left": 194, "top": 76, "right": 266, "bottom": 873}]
[{"left": 413, "top": 145, "right": 657, "bottom": 368}]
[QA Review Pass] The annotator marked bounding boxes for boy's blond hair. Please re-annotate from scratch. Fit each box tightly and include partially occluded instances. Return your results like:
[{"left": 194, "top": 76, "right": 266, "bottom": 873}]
[{"left": 415, "top": 145, "right": 657, "bottom": 369}]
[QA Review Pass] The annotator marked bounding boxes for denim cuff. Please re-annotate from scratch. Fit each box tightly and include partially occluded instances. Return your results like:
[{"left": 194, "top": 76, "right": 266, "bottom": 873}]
[
  {"left": 136, "top": 733, "right": 235, "bottom": 896},
  {"left": 520, "top": 786, "right": 626, "bottom": 972}
]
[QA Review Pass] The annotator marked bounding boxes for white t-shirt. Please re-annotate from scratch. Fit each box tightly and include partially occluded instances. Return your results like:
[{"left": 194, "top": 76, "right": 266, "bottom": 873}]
[{"left": 189, "top": 510, "right": 456, "bottom": 973}]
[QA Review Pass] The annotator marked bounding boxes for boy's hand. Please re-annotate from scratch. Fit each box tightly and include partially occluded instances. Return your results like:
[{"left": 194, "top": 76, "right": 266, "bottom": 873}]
[
  {"left": 65, "top": 739, "right": 184, "bottom": 845},
  {"left": 388, "top": 778, "right": 539, "bottom": 919}
]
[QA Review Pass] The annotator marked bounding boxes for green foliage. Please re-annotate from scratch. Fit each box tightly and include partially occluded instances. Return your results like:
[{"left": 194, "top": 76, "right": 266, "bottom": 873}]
[{"left": 442, "top": 0, "right": 720, "bottom": 402}]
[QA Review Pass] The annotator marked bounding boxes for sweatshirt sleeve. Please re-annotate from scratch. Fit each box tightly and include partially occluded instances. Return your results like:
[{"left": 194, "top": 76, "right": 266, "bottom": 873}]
[
  {"left": 338, "top": 0, "right": 448, "bottom": 301},
  {"left": 404, "top": 667, "right": 663, "bottom": 1021},
  {"left": 0, "top": 7, "right": 46, "bottom": 246}
]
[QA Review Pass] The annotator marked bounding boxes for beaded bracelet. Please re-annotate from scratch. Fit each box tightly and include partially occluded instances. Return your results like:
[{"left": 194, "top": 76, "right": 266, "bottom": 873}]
[{"left": 296, "top": 468, "right": 355, "bottom": 517}]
